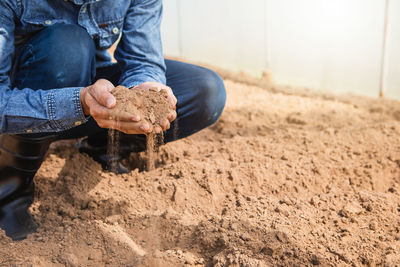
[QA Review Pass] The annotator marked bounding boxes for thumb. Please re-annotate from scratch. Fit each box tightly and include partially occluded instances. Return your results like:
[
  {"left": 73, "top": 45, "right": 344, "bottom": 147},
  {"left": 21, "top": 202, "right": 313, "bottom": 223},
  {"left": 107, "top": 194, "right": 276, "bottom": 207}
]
[{"left": 91, "top": 79, "right": 116, "bottom": 108}]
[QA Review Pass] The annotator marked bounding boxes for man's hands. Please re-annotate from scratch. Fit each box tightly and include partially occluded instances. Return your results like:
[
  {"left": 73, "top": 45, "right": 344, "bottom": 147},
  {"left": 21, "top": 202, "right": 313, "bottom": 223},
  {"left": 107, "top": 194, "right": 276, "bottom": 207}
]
[
  {"left": 80, "top": 79, "right": 177, "bottom": 134},
  {"left": 80, "top": 79, "right": 151, "bottom": 134}
]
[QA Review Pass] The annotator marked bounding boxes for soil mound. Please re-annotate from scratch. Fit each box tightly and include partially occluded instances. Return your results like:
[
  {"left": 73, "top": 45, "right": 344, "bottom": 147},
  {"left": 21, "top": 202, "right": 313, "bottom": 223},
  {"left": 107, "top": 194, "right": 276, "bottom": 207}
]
[{"left": 1, "top": 79, "right": 400, "bottom": 266}]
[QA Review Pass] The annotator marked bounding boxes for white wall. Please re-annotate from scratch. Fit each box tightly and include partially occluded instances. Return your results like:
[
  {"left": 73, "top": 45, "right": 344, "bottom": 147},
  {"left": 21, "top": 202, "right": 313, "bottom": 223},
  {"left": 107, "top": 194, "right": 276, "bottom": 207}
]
[
  {"left": 386, "top": 0, "right": 400, "bottom": 99},
  {"left": 161, "top": 0, "right": 399, "bottom": 99}
]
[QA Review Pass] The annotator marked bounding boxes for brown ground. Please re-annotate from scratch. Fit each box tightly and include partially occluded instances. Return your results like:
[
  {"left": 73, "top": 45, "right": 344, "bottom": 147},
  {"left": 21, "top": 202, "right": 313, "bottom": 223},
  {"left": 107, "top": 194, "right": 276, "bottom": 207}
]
[{"left": 1, "top": 73, "right": 400, "bottom": 266}]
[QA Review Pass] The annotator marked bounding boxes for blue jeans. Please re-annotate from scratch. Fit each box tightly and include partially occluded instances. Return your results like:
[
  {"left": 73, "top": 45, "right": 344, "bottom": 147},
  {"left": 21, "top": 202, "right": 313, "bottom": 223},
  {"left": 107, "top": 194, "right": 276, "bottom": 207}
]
[{"left": 12, "top": 24, "right": 226, "bottom": 147}]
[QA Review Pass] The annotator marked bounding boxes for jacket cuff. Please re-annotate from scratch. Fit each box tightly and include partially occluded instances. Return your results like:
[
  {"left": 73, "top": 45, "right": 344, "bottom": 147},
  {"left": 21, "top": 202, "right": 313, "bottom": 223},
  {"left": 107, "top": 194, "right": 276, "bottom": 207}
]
[
  {"left": 119, "top": 74, "right": 167, "bottom": 89},
  {"left": 47, "top": 87, "right": 88, "bottom": 130}
]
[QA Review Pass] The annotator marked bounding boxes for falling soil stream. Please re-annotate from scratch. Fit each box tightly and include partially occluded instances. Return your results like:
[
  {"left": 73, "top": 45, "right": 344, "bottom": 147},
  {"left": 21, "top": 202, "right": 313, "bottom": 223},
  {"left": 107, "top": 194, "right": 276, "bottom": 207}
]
[
  {"left": 107, "top": 129, "right": 120, "bottom": 173},
  {"left": 145, "top": 133, "right": 156, "bottom": 171},
  {"left": 106, "top": 86, "right": 174, "bottom": 172}
]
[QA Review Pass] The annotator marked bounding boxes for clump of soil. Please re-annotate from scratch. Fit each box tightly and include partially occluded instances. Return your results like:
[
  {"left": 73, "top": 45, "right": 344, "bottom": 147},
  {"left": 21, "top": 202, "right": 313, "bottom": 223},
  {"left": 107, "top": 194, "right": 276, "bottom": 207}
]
[
  {"left": 109, "top": 86, "right": 174, "bottom": 171},
  {"left": 111, "top": 86, "right": 173, "bottom": 129}
]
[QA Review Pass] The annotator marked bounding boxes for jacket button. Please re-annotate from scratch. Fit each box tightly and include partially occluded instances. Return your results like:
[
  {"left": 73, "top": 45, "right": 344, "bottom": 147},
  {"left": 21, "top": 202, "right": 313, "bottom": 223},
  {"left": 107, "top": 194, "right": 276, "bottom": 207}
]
[
  {"left": 45, "top": 20, "right": 52, "bottom": 25},
  {"left": 112, "top": 27, "right": 119, "bottom": 34},
  {"left": 74, "top": 121, "right": 82, "bottom": 126}
]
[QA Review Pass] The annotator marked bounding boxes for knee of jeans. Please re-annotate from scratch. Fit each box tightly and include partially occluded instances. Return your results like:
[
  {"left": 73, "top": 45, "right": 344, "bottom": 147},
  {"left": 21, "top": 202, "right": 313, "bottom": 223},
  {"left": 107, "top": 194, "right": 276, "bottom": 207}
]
[
  {"left": 195, "top": 69, "right": 226, "bottom": 128},
  {"left": 38, "top": 24, "right": 96, "bottom": 87},
  {"left": 44, "top": 24, "right": 95, "bottom": 61}
]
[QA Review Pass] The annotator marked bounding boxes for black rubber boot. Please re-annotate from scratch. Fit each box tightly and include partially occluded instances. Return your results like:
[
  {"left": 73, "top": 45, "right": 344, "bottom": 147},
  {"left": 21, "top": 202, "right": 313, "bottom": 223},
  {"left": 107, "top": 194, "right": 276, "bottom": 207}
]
[
  {"left": 0, "top": 134, "right": 54, "bottom": 240},
  {"left": 77, "top": 132, "right": 147, "bottom": 174}
]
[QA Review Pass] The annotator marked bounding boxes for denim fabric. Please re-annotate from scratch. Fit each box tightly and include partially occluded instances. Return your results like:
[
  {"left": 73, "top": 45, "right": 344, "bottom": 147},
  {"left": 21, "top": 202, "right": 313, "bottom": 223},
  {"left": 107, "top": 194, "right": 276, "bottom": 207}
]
[
  {"left": 11, "top": 24, "right": 227, "bottom": 144},
  {"left": 0, "top": 0, "right": 166, "bottom": 134}
]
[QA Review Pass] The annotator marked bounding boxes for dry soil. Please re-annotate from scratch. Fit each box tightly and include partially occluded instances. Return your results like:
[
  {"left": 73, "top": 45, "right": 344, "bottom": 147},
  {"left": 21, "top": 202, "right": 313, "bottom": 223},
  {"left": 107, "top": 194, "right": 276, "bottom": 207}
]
[
  {"left": 1, "top": 76, "right": 400, "bottom": 266},
  {"left": 111, "top": 85, "right": 172, "bottom": 129}
]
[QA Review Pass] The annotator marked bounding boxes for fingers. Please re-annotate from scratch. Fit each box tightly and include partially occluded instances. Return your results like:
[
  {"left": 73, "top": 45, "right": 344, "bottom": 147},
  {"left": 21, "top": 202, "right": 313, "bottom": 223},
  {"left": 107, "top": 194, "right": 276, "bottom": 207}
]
[
  {"left": 162, "top": 86, "right": 177, "bottom": 108},
  {"left": 159, "top": 118, "right": 170, "bottom": 131},
  {"left": 96, "top": 119, "right": 153, "bottom": 134},
  {"left": 108, "top": 111, "right": 141, "bottom": 122},
  {"left": 96, "top": 114, "right": 173, "bottom": 134},
  {"left": 154, "top": 125, "right": 163, "bottom": 134},
  {"left": 167, "top": 110, "right": 177, "bottom": 122},
  {"left": 86, "top": 96, "right": 139, "bottom": 122},
  {"left": 168, "top": 95, "right": 177, "bottom": 109},
  {"left": 89, "top": 79, "right": 116, "bottom": 108}
]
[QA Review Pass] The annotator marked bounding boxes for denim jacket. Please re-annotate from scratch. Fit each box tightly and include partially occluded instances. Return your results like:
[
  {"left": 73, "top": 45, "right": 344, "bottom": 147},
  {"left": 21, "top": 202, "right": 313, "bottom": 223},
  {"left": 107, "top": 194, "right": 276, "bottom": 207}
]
[{"left": 0, "top": 0, "right": 166, "bottom": 134}]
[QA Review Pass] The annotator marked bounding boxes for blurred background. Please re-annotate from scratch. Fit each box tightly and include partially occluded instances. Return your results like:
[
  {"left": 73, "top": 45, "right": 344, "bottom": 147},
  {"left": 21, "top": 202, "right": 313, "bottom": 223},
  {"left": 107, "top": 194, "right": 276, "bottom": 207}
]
[{"left": 161, "top": 0, "right": 399, "bottom": 99}]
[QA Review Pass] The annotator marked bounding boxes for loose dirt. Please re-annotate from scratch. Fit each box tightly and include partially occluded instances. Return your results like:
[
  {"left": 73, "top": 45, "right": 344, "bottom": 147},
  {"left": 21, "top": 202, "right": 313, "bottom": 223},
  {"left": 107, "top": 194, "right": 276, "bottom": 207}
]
[
  {"left": 110, "top": 86, "right": 173, "bottom": 171},
  {"left": 111, "top": 85, "right": 172, "bottom": 129},
  {"left": 1, "top": 76, "right": 400, "bottom": 266}
]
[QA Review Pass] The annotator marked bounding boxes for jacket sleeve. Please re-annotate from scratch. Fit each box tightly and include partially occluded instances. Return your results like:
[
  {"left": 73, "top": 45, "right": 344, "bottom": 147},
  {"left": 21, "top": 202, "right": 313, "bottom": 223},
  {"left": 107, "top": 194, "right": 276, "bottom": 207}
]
[
  {"left": 115, "top": 0, "right": 167, "bottom": 88},
  {"left": 0, "top": 1, "right": 88, "bottom": 134}
]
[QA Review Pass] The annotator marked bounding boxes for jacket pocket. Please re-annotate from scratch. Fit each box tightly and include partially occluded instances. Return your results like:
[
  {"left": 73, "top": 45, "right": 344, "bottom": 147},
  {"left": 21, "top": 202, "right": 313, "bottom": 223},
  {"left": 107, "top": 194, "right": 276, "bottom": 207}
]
[
  {"left": 96, "top": 19, "right": 124, "bottom": 49},
  {"left": 21, "top": 0, "right": 67, "bottom": 29}
]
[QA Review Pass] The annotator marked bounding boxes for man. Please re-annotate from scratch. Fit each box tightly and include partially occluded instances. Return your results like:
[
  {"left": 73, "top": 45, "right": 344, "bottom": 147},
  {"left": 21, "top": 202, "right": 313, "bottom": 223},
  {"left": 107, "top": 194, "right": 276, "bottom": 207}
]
[{"left": 0, "top": 0, "right": 226, "bottom": 240}]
